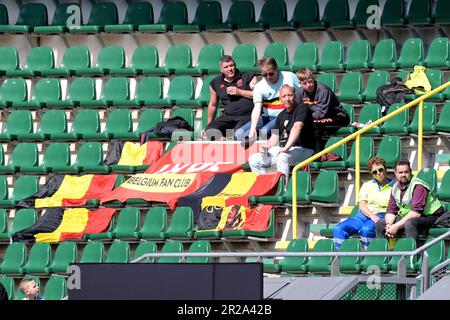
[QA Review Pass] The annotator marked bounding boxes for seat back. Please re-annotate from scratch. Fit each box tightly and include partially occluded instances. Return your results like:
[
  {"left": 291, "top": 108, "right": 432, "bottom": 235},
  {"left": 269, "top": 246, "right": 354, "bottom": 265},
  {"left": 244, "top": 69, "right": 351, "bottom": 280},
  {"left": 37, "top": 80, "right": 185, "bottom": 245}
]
[
  {"left": 158, "top": 1, "right": 188, "bottom": 25},
  {"left": 163, "top": 44, "right": 192, "bottom": 70},
  {"left": 339, "top": 238, "right": 361, "bottom": 272},
  {"left": 321, "top": 0, "right": 350, "bottom": 27},
  {"left": 10, "top": 143, "right": 38, "bottom": 168},
  {"left": 424, "top": 38, "right": 449, "bottom": 67},
  {"left": 346, "top": 136, "right": 374, "bottom": 167},
  {"left": 316, "top": 73, "right": 336, "bottom": 92},
  {"left": 388, "top": 238, "right": 416, "bottom": 271},
  {"left": 310, "top": 170, "right": 339, "bottom": 203},
  {"left": 345, "top": 40, "right": 371, "bottom": 70},
  {"left": 0, "top": 46, "right": 19, "bottom": 72},
  {"left": 105, "top": 241, "right": 130, "bottom": 263},
  {"left": 72, "top": 109, "right": 100, "bottom": 135},
  {"left": 258, "top": 0, "right": 287, "bottom": 25},
  {"left": 279, "top": 238, "right": 308, "bottom": 271},
  {"left": 307, "top": 239, "right": 335, "bottom": 272},
  {"left": 197, "top": 75, "right": 216, "bottom": 106},
  {"left": 50, "top": 3, "right": 81, "bottom": 26},
  {"left": 225, "top": 1, "right": 255, "bottom": 25},
  {"left": 192, "top": 1, "right": 222, "bottom": 27},
  {"left": 31, "top": 78, "right": 61, "bottom": 103},
  {"left": 264, "top": 42, "right": 289, "bottom": 69},
  {"left": 87, "top": 2, "right": 118, "bottom": 26},
  {"left": 113, "top": 207, "right": 140, "bottom": 236},
  {"left": 43, "top": 277, "right": 67, "bottom": 300},
  {"left": 381, "top": 0, "right": 405, "bottom": 24},
  {"left": 158, "top": 240, "right": 183, "bottom": 263},
  {"left": 187, "top": 240, "right": 211, "bottom": 263},
  {"left": 66, "top": 77, "right": 96, "bottom": 102},
  {"left": 416, "top": 168, "right": 437, "bottom": 193},
  {"left": 133, "top": 241, "right": 157, "bottom": 263},
  {"left": 50, "top": 242, "right": 77, "bottom": 273},
  {"left": 376, "top": 135, "right": 401, "bottom": 168},
  {"left": 10, "top": 209, "right": 37, "bottom": 234},
  {"left": 364, "top": 71, "right": 390, "bottom": 101},
  {"left": 80, "top": 241, "right": 104, "bottom": 263},
  {"left": 136, "top": 109, "right": 163, "bottom": 134},
  {"left": 166, "top": 206, "right": 194, "bottom": 239},
  {"left": 338, "top": 71, "right": 363, "bottom": 100},
  {"left": 16, "top": 3, "right": 48, "bottom": 27},
  {"left": 406, "top": 0, "right": 432, "bottom": 24},
  {"left": 24, "top": 46, "right": 54, "bottom": 72},
  {"left": 409, "top": 102, "right": 436, "bottom": 133},
  {"left": 135, "top": 77, "right": 163, "bottom": 101},
  {"left": 167, "top": 76, "right": 195, "bottom": 102},
  {"left": 122, "top": 2, "right": 153, "bottom": 25},
  {"left": 1, "top": 78, "right": 27, "bottom": 104},
  {"left": 283, "top": 171, "right": 311, "bottom": 203},
  {"left": 101, "top": 77, "right": 130, "bottom": 102},
  {"left": 140, "top": 207, "right": 167, "bottom": 239},
  {"left": 371, "top": 39, "right": 397, "bottom": 69},
  {"left": 0, "top": 208, "right": 6, "bottom": 233},
  {"left": 359, "top": 238, "right": 389, "bottom": 271},
  {"left": 353, "top": 0, "right": 379, "bottom": 26},
  {"left": 0, "top": 276, "right": 14, "bottom": 300},
  {"left": 0, "top": 4, "right": 7, "bottom": 25},
  {"left": 39, "top": 110, "right": 68, "bottom": 136},
  {"left": 11, "top": 176, "right": 39, "bottom": 202},
  {"left": 60, "top": 45, "right": 90, "bottom": 70},
  {"left": 0, "top": 242, "right": 26, "bottom": 274},
  {"left": 105, "top": 108, "right": 133, "bottom": 135},
  {"left": 381, "top": 103, "right": 409, "bottom": 133},
  {"left": 130, "top": 45, "right": 159, "bottom": 70},
  {"left": 292, "top": 42, "right": 318, "bottom": 70},
  {"left": 397, "top": 38, "right": 424, "bottom": 68},
  {"left": 171, "top": 108, "right": 195, "bottom": 128},
  {"left": 319, "top": 41, "right": 344, "bottom": 71},
  {"left": 232, "top": 43, "right": 257, "bottom": 71},
  {"left": 291, "top": 0, "right": 320, "bottom": 24},
  {"left": 95, "top": 45, "right": 125, "bottom": 70},
  {"left": 196, "top": 44, "right": 224, "bottom": 72},
  {"left": 75, "top": 142, "right": 103, "bottom": 167},
  {"left": 24, "top": 242, "right": 52, "bottom": 273}
]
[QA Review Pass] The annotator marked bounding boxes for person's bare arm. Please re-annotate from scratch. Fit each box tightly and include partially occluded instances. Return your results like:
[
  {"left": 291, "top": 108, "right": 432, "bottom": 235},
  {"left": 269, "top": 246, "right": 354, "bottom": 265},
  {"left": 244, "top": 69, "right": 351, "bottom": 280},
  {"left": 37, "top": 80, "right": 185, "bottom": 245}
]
[
  {"left": 358, "top": 200, "right": 380, "bottom": 223},
  {"left": 206, "top": 87, "right": 219, "bottom": 125},
  {"left": 226, "top": 75, "right": 257, "bottom": 99},
  {"left": 249, "top": 102, "right": 262, "bottom": 138},
  {"left": 386, "top": 211, "right": 421, "bottom": 236}
]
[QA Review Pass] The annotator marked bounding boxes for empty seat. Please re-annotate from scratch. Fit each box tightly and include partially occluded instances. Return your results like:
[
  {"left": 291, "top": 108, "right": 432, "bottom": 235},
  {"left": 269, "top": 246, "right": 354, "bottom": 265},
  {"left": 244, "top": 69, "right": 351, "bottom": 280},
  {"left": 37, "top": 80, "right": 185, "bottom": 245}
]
[
  {"left": 337, "top": 104, "right": 355, "bottom": 134},
  {"left": 433, "top": 0, "right": 450, "bottom": 26},
  {"left": 0, "top": 3, "right": 47, "bottom": 33},
  {"left": 53, "top": 142, "right": 109, "bottom": 174},
  {"left": 134, "top": 109, "right": 164, "bottom": 138},
  {"left": 300, "top": 239, "right": 335, "bottom": 273},
  {"left": 87, "top": 207, "right": 140, "bottom": 240},
  {"left": 344, "top": 40, "right": 371, "bottom": 70},
  {"left": 0, "top": 78, "right": 27, "bottom": 108},
  {"left": 104, "top": 2, "right": 153, "bottom": 33},
  {"left": 158, "top": 240, "right": 183, "bottom": 263},
  {"left": 345, "top": 137, "right": 375, "bottom": 168},
  {"left": 138, "top": 1, "right": 187, "bottom": 33},
  {"left": 76, "top": 45, "right": 125, "bottom": 76},
  {"left": 43, "top": 277, "right": 67, "bottom": 300},
  {"left": 317, "top": 41, "right": 344, "bottom": 71},
  {"left": 0, "top": 242, "right": 26, "bottom": 274},
  {"left": 15, "top": 78, "right": 61, "bottom": 109},
  {"left": 352, "top": 0, "right": 379, "bottom": 27},
  {"left": 277, "top": 238, "right": 309, "bottom": 273},
  {"left": 29, "top": 142, "right": 70, "bottom": 174},
  {"left": 20, "top": 243, "right": 51, "bottom": 274},
  {"left": 237, "top": 0, "right": 287, "bottom": 31},
  {"left": 0, "top": 110, "right": 33, "bottom": 141},
  {"left": 316, "top": 73, "right": 336, "bottom": 92},
  {"left": 397, "top": 38, "right": 424, "bottom": 69},
  {"left": 381, "top": 0, "right": 406, "bottom": 26},
  {"left": 177, "top": 44, "right": 224, "bottom": 75},
  {"left": 321, "top": 0, "right": 353, "bottom": 29},
  {"left": 376, "top": 136, "right": 401, "bottom": 168},
  {"left": 34, "top": 110, "right": 69, "bottom": 141},
  {"left": 105, "top": 241, "right": 130, "bottom": 263},
  {"left": 172, "top": 1, "right": 222, "bottom": 33},
  {"left": 387, "top": 238, "right": 416, "bottom": 272},
  {"left": 6, "top": 46, "right": 54, "bottom": 77},
  {"left": 99, "top": 77, "right": 136, "bottom": 107},
  {"left": 338, "top": 72, "right": 363, "bottom": 102},
  {"left": 339, "top": 238, "right": 362, "bottom": 273},
  {"left": 134, "top": 77, "right": 168, "bottom": 106},
  {"left": 136, "top": 207, "right": 167, "bottom": 240},
  {"left": 0, "top": 46, "right": 19, "bottom": 76},
  {"left": 53, "top": 109, "right": 100, "bottom": 141},
  {"left": 79, "top": 241, "right": 104, "bottom": 263},
  {"left": 232, "top": 43, "right": 259, "bottom": 73},
  {"left": 34, "top": 3, "right": 81, "bottom": 34},
  {"left": 406, "top": 0, "right": 433, "bottom": 26},
  {"left": 357, "top": 103, "right": 382, "bottom": 134},
  {"left": 358, "top": 238, "right": 389, "bottom": 272},
  {"left": 423, "top": 38, "right": 450, "bottom": 68},
  {"left": 206, "top": 0, "right": 255, "bottom": 32},
  {"left": 145, "top": 45, "right": 192, "bottom": 76},
  {"left": 0, "top": 4, "right": 7, "bottom": 25},
  {"left": 407, "top": 102, "right": 437, "bottom": 134},
  {"left": 110, "top": 45, "right": 159, "bottom": 76},
  {"left": 291, "top": 0, "right": 324, "bottom": 30},
  {"left": 167, "top": 76, "right": 196, "bottom": 106},
  {"left": 70, "top": 2, "right": 118, "bottom": 34},
  {"left": 45, "top": 242, "right": 77, "bottom": 274},
  {"left": 42, "top": 45, "right": 90, "bottom": 77},
  {"left": 0, "top": 276, "right": 14, "bottom": 300},
  {"left": 0, "top": 143, "right": 39, "bottom": 174},
  {"left": 133, "top": 241, "right": 157, "bottom": 263},
  {"left": 369, "top": 39, "right": 397, "bottom": 70},
  {"left": 413, "top": 239, "right": 445, "bottom": 271},
  {"left": 416, "top": 168, "right": 437, "bottom": 193},
  {"left": 187, "top": 240, "right": 211, "bottom": 263},
  {"left": 310, "top": 170, "right": 340, "bottom": 204},
  {"left": 363, "top": 71, "right": 390, "bottom": 101},
  {"left": 0, "top": 208, "right": 37, "bottom": 241},
  {"left": 0, "top": 176, "right": 39, "bottom": 208},
  {"left": 291, "top": 42, "right": 318, "bottom": 72},
  {"left": 165, "top": 207, "right": 194, "bottom": 239},
  {"left": 264, "top": 42, "right": 290, "bottom": 71},
  {"left": 65, "top": 77, "right": 97, "bottom": 107},
  {"left": 381, "top": 103, "right": 409, "bottom": 134}
]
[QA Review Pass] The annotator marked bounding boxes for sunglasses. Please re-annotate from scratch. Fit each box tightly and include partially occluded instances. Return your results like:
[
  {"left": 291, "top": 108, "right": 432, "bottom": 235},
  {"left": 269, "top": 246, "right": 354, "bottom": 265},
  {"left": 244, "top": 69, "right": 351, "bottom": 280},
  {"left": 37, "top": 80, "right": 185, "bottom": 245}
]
[
  {"left": 371, "top": 167, "right": 385, "bottom": 175},
  {"left": 261, "top": 72, "right": 275, "bottom": 78}
]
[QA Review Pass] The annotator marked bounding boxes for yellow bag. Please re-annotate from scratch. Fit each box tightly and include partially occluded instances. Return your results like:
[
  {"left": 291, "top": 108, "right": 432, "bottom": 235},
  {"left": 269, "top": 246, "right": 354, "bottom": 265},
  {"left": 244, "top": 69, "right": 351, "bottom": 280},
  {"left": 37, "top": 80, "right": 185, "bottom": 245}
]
[{"left": 404, "top": 65, "right": 432, "bottom": 95}]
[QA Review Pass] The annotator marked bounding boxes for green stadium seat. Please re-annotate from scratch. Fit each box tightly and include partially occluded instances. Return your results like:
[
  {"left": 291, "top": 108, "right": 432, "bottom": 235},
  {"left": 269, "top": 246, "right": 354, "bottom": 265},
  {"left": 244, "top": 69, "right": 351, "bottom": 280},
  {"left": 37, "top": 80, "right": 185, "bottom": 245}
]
[
  {"left": 376, "top": 135, "right": 401, "bottom": 168},
  {"left": 291, "top": 42, "right": 318, "bottom": 72},
  {"left": 105, "top": 241, "right": 130, "bottom": 263},
  {"left": 133, "top": 241, "right": 157, "bottom": 263},
  {"left": 363, "top": 71, "right": 390, "bottom": 101},
  {"left": 237, "top": 0, "right": 287, "bottom": 31},
  {"left": 133, "top": 109, "right": 164, "bottom": 139},
  {"left": 165, "top": 207, "right": 194, "bottom": 239},
  {"left": 0, "top": 3, "right": 47, "bottom": 34},
  {"left": 0, "top": 4, "right": 7, "bottom": 25},
  {"left": 423, "top": 38, "right": 450, "bottom": 68},
  {"left": 64, "top": 77, "right": 96, "bottom": 108},
  {"left": 381, "top": 0, "right": 406, "bottom": 26},
  {"left": 57, "top": 109, "right": 100, "bottom": 141},
  {"left": 317, "top": 41, "right": 344, "bottom": 71},
  {"left": 301, "top": 239, "right": 335, "bottom": 273},
  {"left": 311, "top": 136, "right": 347, "bottom": 169},
  {"left": 0, "top": 176, "right": 39, "bottom": 208},
  {"left": 0, "top": 243, "right": 26, "bottom": 274},
  {"left": 144, "top": 44, "right": 192, "bottom": 76},
  {"left": 339, "top": 238, "right": 362, "bottom": 273},
  {"left": 222, "top": 209, "right": 275, "bottom": 239},
  {"left": 436, "top": 102, "right": 450, "bottom": 134},
  {"left": 345, "top": 137, "right": 375, "bottom": 168},
  {"left": 158, "top": 240, "right": 183, "bottom": 263},
  {"left": 136, "top": 207, "right": 167, "bottom": 240},
  {"left": 0, "top": 78, "right": 26, "bottom": 108},
  {"left": 52, "top": 142, "right": 109, "bottom": 174},
  {"left": 437, "top": 169, "right": 450, "bottom": 201},
  {"left": 344, "top": 40, "right": 371, "bottom": 70},
  {"left": 29, "top": 142, "right": 70, "bottom": 174},
  {"left": 337, "top": 104, "right": 355, "bottom": 134},
  {"left": 35, "top": 110, "right": 69, "bottom": 141},
  {"left": 369, "top": 39, "right": 397, "bottom": 70},
  {"left": 110, "top": 45, "right": 159, "bottom": 76},
  {"left": 248, "top": 176, "right": 286, "bottom": 205},
  {"left": 0, "top": 46, "right": 19, "bottom": 76},
  {"left": 338, "top": 72, "right": 363, "bottom": 102},
  {"left": 292, "top": 0, "right": 325, "bottom": 30},
  {"left": 388, "top": 238, "right": 416, "bottom": 272},
  {"left": 187, "top": 240, "right": 212, "bottom": 263},
  {"left": 79, "top": 241, "right": 104, "bottom": 263},
  {"left": 69, "top": 2, "right": 117, "bottom": 34},
  {"left": 43, "top": 277, "right": 67, "bottom": 300},
  {"left": 100, "top": 77, "right": 136, "bottom": 107},
  {"left": 407, "top": 102, "right": 437, "bottom": 134},
  {"left": 45, "top": 242, "right": 77, "bottom": 274},
  {"left": 416, "top": 168, "right": 437, "bottom": 193},
  {"left": 381, "top": 103, "right": 409, "bottom": 134},
  {"left": 15, "top": 78, "right": 61, "bottom": 109},
  {"left": 0, "top": 143, "right": 38, "bottom": 174},
  {"left": 356, "top": 103, "right": 382, "bottom": 134},
  {"left": 277, "top": 238, "right": 309, "bottom": 273},
  {"left": 20, "top": 243, "right": 51, "bottom": 274},
  {"left": 6, "top": 46, "right": 54, "bottom": 77},
  {"left": 0, "top": 209, "right": 6, "bottom": 235},
  {"left": 168, "top": 76, "right": 196, "bottom": 106},
  {"left": 0, "top": 208, "right": 37, "bottom": 241},
  {"left": 263, "top": 42, "right": 290, "bottom": 71},
  {"left": 107, "top": 207, "right": 140, "bottom": 240},
  {"left": 321, "top": 0, "right": 353, "bottom": 29},
  {"left": 232, "top": 43, "right": 259, "bottom": 73},
  {"left": 434, "top": 0, "right": 450, "bottom": 26},
  {"left": 42, "top": 45, "right": 90, "bottom": 77},
  {"left": 171, "top": 108, "right": 195, "bottom": 129},
  {"left": 177, "top": 44, "right": 223, "bottom": 75},
  {"left": 0, "top": 276, "right": 14, "bottom": 300},
  {"left": 86, "top": 109, "right": 134, "bottom": 140},
  {"left": 138, "top": 1, "right": 187, "bottom": 33},
  {"left": 358, "top": 238, "right": 389, "bottom": 272},
  {"left": 173, "top": 1, "right": 222, "bottom": 33},
  {"left": 397, "top": 38, "right": 424, "bottom": 69},
  {"left": 134, "top": 77, "right": 169, "bottom": 107},
  {"left": 34, "top": 3, "right": 80, "bottom": 34},
  {"left": 352, "top": 0, "right": 379, "bottom": 27},
  {"left": 0, "top": 110, "right": 33, "bottom": 141},
  {"left": 195, "top": 75, "right": 216, "bottom": 107},
  {"left": 414, "top": 239, "right": 445, "bottom": 271},
  {"left": 206, "top": 0, "right": 254, "bottom": 32},
  {"left": 104, "top": 2, "right": 153, "bottom": 33},
  {"left": 316, "top": 72, "right": 336, "bottom": 92},
  {"left": 422, "top": 69, "right": 444, "bottom": 101},
  {"left": 76, "top": 45, "right": 125, "bottom": 76},
  {"left": 407, "top": 0, "right": 433, "bottom": 26},
  {"left": 310, "top": 171, "right": 340, "bottom": 204}
]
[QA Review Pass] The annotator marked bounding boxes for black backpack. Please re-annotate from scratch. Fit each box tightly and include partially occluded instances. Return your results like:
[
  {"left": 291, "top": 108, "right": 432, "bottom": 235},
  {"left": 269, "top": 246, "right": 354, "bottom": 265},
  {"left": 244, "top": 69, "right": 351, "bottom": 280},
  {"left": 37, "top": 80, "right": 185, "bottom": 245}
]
[{"left": 376, "top": 77, "right": 415, "bottom": 114}]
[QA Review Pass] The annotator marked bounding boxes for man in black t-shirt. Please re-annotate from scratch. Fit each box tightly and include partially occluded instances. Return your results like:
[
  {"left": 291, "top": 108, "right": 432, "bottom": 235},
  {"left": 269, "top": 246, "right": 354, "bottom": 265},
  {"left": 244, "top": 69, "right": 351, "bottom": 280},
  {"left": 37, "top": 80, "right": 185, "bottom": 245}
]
[
  {"left": 202, "top": 55, "right": 257, "bottom": 140},
  {"left": 249, "top": 84, "right": 315, "bottom": 181}
]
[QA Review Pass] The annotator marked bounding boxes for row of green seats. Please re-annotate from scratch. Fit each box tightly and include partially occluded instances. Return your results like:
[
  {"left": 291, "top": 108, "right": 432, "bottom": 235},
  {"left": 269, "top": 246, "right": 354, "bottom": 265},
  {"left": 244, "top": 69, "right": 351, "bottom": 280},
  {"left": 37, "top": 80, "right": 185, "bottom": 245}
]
[
  {"left": 1, "top": 0, "right": 449, "bottom": 35},
  {"left": 1, "top": 38, "right": 449, "bottom": 78},
  {"left": 0, "top": 276, "right": 66, "bottom": 300},
  {"left": 0, "top": 239, "right": 212, "bottom": 276}
]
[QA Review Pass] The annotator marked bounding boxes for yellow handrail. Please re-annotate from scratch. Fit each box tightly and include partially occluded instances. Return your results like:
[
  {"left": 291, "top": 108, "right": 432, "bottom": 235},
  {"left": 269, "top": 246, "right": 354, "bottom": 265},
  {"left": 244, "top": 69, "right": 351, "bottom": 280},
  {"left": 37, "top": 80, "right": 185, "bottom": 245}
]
[{"left": 291, "top": 81, "right": 450, "bottom": 239}]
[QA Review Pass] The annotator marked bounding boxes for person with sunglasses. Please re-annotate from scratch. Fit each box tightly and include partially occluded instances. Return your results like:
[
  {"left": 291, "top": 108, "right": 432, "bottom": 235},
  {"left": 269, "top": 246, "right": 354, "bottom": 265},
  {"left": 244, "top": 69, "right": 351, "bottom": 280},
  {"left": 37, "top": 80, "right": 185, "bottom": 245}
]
[
  {"left": 234, "top": 57, "right": 300, "bottom": 141},
  {"left": 295, "top": 68, "right": 350, "bottom": 152},
  {"left": 375, "top": 160, "right": 445, "bottom": 242},
  {"left": 333, "top": 157, "right": 394, "bottom": 249}
]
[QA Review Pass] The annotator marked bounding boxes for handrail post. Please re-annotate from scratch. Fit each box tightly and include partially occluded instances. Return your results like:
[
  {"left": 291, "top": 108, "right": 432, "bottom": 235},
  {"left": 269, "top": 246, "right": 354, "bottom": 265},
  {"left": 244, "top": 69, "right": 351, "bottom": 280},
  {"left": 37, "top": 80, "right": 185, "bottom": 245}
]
[
  {"left": 355, "top": 135, "right": 361, "bottom": 202},
  {"left": 418, "top": 100, "right": 424, "bottom": 171},
  {"left": 292, "top": 166, "right": 298, "bottom": 239}
]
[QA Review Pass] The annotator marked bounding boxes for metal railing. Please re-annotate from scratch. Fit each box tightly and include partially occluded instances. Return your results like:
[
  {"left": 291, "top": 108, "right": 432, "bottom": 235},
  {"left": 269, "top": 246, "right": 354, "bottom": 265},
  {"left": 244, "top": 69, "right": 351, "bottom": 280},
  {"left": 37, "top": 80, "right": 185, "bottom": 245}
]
[{"left": 291, "top": 81, "right": 450, "bottom": 238}]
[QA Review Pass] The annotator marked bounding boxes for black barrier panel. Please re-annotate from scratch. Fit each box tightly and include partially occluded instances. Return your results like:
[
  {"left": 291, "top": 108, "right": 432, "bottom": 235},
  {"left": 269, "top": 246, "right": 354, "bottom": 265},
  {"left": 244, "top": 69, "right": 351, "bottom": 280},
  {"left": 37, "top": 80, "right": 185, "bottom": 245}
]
[{"left": 68, "top": 263, "right": 262, "bottom": 300}]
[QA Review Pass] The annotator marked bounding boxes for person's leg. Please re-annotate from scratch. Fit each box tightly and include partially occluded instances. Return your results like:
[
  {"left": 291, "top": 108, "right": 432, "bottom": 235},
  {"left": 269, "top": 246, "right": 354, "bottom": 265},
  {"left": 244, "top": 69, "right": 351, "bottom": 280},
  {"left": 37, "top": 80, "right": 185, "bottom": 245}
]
[
  {"left": 359, "top": 213, "right": 385, "bottom": 249},
  {"left": 248, "top": 146, "right": 279, "bottom": 174},
  {"left": 333, "top": 215, "right": 364, "bottom": 249},
  {"left": 404, "top": 215, "right": 440, "bottom": 242},
  {"left": 275, "top": 146, "right": 314, "bottom": 181},
  {"left": 234, "top": 117, "right": 263, "bottom": 141},
  {"left": 259, "top": 116, "right": 277, "bottom": 140},
  {"left": 375, "top": 219, "right": 387, "bottom": 238},
  {"left": 205, "top": 116, "right": 235, "bottom": 140}
]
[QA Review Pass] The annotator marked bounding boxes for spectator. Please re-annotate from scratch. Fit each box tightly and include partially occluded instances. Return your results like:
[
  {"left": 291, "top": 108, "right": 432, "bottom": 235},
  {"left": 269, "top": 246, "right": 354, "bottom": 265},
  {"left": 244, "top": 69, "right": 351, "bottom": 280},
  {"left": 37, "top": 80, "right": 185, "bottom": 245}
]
[
  {"left": 248, "top": 84, "right": 315, "bottom": 181},
  {"left": 376, "top": 160, "right": 445, "bottom": 242},
  {"left": 295, "top": 68, "right": 349, "bottom": 152},
  {"left": 19, "top": 278, "right": 44, "bottom": 300},
  {"left": 203, "top": 55, "right": 257, "bottom": 140},
  {"left": 236, "top": 57, "right": 300, "bottom": 141},
  {"left": 333, "top": 157, "right": 394, "bottom": 249}
]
